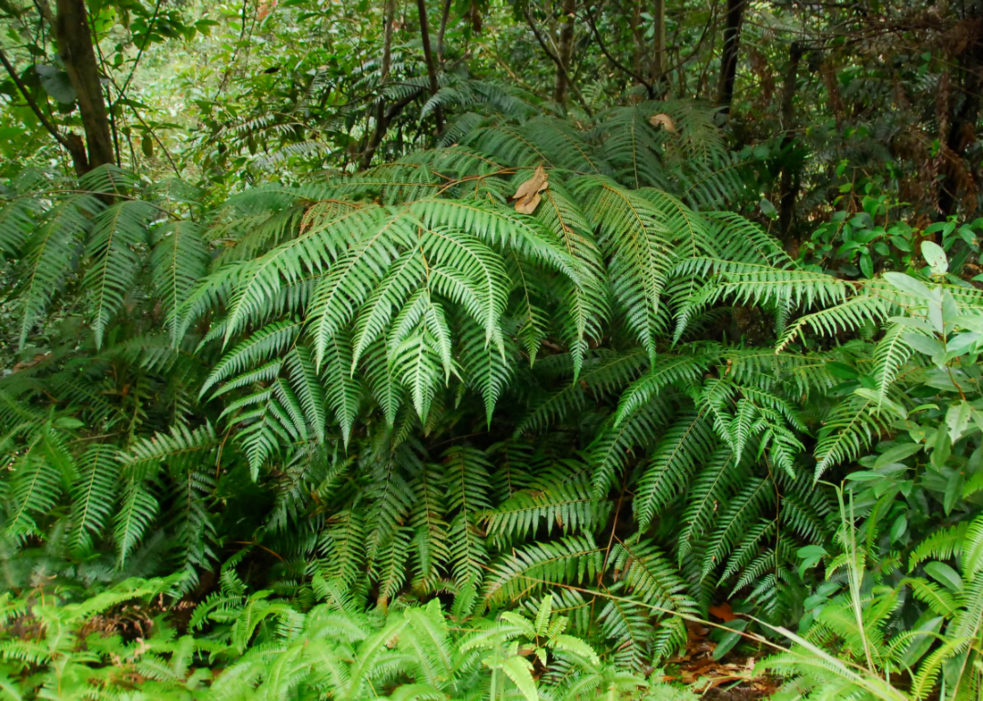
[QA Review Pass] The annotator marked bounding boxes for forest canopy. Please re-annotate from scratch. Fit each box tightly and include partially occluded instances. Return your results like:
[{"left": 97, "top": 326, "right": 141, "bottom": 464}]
[{"left": 1, "top": 0, "right": 983, "bottom": 699}]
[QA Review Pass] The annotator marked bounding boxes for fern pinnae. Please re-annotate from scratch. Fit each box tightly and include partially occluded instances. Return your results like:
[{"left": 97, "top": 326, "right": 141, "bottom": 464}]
[
  {"left": 84, "top": 200, "right": 158, "bottom": 348},
  {"left": 701, "top": 477, "right": 776, "bottom": 580},
  {"left": 677, "top": 447, "right": 741, "bottom": 561},
  {"left": 68, "top": 444, "right": 119, "bottom": 555},
  {"left": 349, "top": 250, "right": 427, "bottom": 369},
  {"left": 585, "top": 182, "right": 676, "bottom": 360},
  {"left": 633, "top": 413, "right": 715, "bottom": 531},
  {"left": 152, "top": 220, "right": 211, "bottom": 345},
  {"left": 612, "top": 353, "right": 709, "bottom": 428},
  {"left": 872, "top": 322, "right": 914, "bottom": 406},
  {"left": 776, "top": 294, "right": 893, "bottom": 353},
  {"left": 16, "top": 196, "right": 100, "bottom": 348}
]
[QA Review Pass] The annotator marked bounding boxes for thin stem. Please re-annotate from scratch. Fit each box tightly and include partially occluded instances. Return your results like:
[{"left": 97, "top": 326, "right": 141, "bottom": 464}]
[
  {"left": 523, "top": 8, "right": 593, "bottom": 117},
  {"left": 0, "top": 47, "right": 74, "bottom": 150},
  {"left": 584, "top": 1, "right": 654, "bottom": 97},
  {"left": 416, "top": 0, "right": 444, "bottom": 134},
  {"left": 111, "top": 0, "right": 164, "bottom": 108}
]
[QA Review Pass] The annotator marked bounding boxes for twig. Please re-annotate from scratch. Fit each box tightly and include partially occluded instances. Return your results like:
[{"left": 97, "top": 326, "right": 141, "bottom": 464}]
[
  {"left": 583, "top": 2, "right": 654, "bottom": 98},
  {"left": 416, "top": 0, "right": 444, "bottom": 133},
  {"left": 0, "top": 47, "right": 74, "bottom": 151},
  {"left": 522, "top": 8, "right": 593, "bottom": 117},
  {"left": 112, "top": 0, "right": 164, "bottom": 109},
  {"left": 215, "top": 0, "right": 252, "bottom": 98},
  {"left": 436, "top": 0, "right": 452, "bottom": 61}
]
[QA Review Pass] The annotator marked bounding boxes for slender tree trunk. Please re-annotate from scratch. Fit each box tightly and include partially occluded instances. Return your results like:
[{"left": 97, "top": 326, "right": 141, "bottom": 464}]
[
  {"left": 651, "top": 0, "right": 666, "bottom": 86},
  {"left": 631, "top": 1, "right": 643, "bottom": 77},
  {"left": 416, "top": 0, "right": 444, "bottom": 133},
  {"left": 436, "top": 0, "right": 452, "bottom": 62},
  {"left": 716, "top": 0, "right": 745, "bottom": 114},
  {"left": 553, "top": 0, "right": 576, "bottom": 106},
  {"left": 938, "top": 34, "right": 983, "bottom": 218},
  {"left": 381, "top": 0, "right": 395, "bottom": 81},
  {"left": 778, "top": 42, "right": 802, "bottom": 243},
  {"left": 0, "top": 47, "right": 90, "bottom": 174},
  {"left": 360, "top": 0, "right": 397, "bottom": 169},
  {"left": 53, "top": 0, "right": 115, "bottom": 171}
]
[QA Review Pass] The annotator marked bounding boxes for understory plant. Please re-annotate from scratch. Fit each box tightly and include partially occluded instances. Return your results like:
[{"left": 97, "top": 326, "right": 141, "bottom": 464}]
[
  {"left": 0, "top": 573, "right": 699, "bottom": 700},
  {"left": 764, "top": 252, "right": 983, "bottom": 699},
  {"left": 1, "top": 101, "right": 982, "bottom": 699}
]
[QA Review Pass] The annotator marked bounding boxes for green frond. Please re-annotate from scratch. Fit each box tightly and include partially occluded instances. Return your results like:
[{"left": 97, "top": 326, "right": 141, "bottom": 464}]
[
  {"left": 0, "top": 197, "right": 36, "bottom": 256},
  {"left": 5, "top": 432, "right": 69, "bottom": 539},
  {"left": 119, "top": 423, "right": 219, "bottom": 477},
  {"left": 15, "top": 195, "right": 101, "bottom": 348},
  {"left": 152, "top": 220, "right": 210, "bottom": 345},
  {"left": 481, "top": 481, "right": 611, "bottom": 546},
  {"left": 581, "top": 180, "right": 676, "bottom": 360},
  {"left": 677, "top": 447, "right": 742, "bottom": 561},
  {"left": 68, "top": 444, "right": 119, "bottom": 555},
  {"left": 320, "top": 331, "right": 362, "bottom": 444},
  {"left": 83, "top": 200, "right": 157, "bottom": 348},
  {"left": 702, "top": 477, "right": 776, "bottom": 580},
  {"left": 518, "top": 349, "right": 647, "bottom": 435},
  {"left": 814, "top": 395, "right": 893, "bottom": 480},
  {"left": 634, "top": 413, "right": 715, "bottom": 530},
  {"left": 612, "top": 353, "right": 710, "bottom": 427},
  {"left": 483, "top": 535, "right": 603, "bottom": 604}
]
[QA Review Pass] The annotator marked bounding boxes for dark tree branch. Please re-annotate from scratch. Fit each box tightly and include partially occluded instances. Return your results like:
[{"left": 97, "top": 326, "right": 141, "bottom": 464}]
[
  {"left": 0, "top": 47, "right": 75, "bottom": 151},
  {"left": 215, "top": 0, "right": 251, "bottom": 98},
  {"left": 416, "top": 0, "right": 444, "bottom": 133},
  {"left": 436, "top": 0, "right": 452, "bottom": 62},
  {"left": 359, "top": 0, "right": 398, "bottom": 170},
  {"left": 54, "top": 0, "right": 116, "bottom": 169},
  {"left": 112, "top": 0, "right": 163, "bottom": 109},
  {"left": 717, "top": 0, "right": 746, "bottom": 113},
  {"left": 584, "top": 2, "right": 654, "bottom": 98},
  {"left": 778, "top": 41, "right": 802, "bottom": 242},
  {"left": 523, "top": 7, "right": 593, "bottom": 116},
  {"left": 553, "top": 0, "right": 575, "bottom": 105}
]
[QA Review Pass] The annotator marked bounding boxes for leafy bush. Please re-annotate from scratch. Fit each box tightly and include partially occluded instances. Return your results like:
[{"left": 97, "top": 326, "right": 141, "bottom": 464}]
[
  {"left": 0, "top": 574, "right": 699, "bottom": 700},
  {"left": 763, "top": 256, "right": 983, "bottom": 699},
  {"left": 2, "top": 102, "right": 983, "bottom": 699}
]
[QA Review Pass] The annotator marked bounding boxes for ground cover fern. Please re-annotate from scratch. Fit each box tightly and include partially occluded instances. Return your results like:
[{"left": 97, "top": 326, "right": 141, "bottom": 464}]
[{"left": 2, "top": 100, "right": 982, "bottom": 697}]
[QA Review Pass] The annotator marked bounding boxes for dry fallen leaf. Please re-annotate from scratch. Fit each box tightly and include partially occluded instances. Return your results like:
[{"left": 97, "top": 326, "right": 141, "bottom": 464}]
[
  {"left": 513, "top": 165, "right": 549, "bottom": 214},
  {"left": 649, "top": 113, "right": 676, "bottom": 132},
  {"left": 685, "top": 619, "right": 709, "bottom": 639},
  {"left": 10, "top": 352, "right": 51, "bottom": 373},
  {"left": 709, "top": 601, "right": 738, "bottom": 622}
]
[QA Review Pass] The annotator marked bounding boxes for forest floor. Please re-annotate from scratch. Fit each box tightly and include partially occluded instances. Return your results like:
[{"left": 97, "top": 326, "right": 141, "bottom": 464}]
[{"left": 662, "top": 620, "right": 777, "bottom": 699}]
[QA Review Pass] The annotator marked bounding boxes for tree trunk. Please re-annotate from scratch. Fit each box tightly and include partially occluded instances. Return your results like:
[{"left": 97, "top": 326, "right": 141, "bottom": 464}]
[
  {"left": 553, "top": 0, "right": 576, "bottom": 106},
  {"left": 778, "top": 41, "right": 802, "bottom": 242},
  {"left": 416, "top": 0, "right": 444, "bottom": 133},
  {"left": 53, "top": 0, "right": 115, "bottom": 172},
  {"left": 650, "top": 0, "right": 666, "bottom": 86},
  {"left": 359, "top": 0, "right": 397, "bottom": 170},
  {"left": 631, "top": 1, "right": 643, "bottom": 76},
  {"left": 716, "top": 0, "right": 745, "bottom": 114},
  {"left": 437, "top": 0, "right": 452, "bottom": 62},
  {"left": 0, "top": 46, "right": 89, "bottom": 175},
  {"left": 937, "top": 26, "right": 983, "bottom": 219}
]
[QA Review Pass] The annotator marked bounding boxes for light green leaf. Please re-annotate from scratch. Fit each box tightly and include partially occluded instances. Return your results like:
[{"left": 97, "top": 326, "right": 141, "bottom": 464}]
[
  {"left": 501, "top": 656, "right": 538, "bottom": 701},
  {"left": 946, "top": 401, "right": 972, "bottom": 443},
  {"left": 921, "top": 240, "right": 948, "bottom": 275}
]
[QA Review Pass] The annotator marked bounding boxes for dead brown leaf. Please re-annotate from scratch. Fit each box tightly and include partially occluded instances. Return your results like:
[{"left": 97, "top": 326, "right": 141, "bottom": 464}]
[
  {"left": 650, "top": 113, "right": 676, "bottom": 132},
  {"left": 513, "top": 165, "right": 549, "bottom": 214},
  {"left": 709, "top": 601, "right": 738, "bottom": 622},
  {"left": 10, "top": 353, "right": 51, "bottom": 374}
]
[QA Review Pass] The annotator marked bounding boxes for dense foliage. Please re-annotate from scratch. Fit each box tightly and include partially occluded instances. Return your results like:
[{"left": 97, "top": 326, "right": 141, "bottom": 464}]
[{"left": 2, "top": 0, "right": 983, "bottom": 698}]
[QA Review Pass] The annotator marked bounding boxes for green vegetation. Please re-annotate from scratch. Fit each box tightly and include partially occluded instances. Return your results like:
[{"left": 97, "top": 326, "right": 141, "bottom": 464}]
[{"left": 1, "top": 0, "right": 982, "bottom": 698}]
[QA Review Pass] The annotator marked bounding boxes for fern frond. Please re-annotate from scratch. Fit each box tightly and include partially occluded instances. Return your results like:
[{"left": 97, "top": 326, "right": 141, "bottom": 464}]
[{"left": 68, "top": 444, "right": 119, "bottom": 555}]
